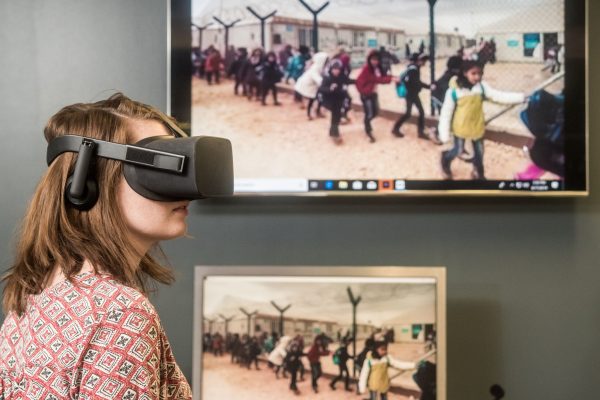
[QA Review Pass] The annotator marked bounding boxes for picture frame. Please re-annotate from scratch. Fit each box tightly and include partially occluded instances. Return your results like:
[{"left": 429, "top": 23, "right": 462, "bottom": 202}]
[{"left": 193, "top": 266, "right": 447, "bottom": 400}]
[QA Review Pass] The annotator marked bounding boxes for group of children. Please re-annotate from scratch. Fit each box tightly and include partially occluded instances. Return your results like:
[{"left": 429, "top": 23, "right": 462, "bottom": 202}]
[
  {"left": 226, "top": 48, "right": 285, "bottom": 106},
  {"left": 200, "top": 42, "right": 535, "bottom": 181},
  {"left": 205, "top": 327, "right": 435, "bottom": 399}
]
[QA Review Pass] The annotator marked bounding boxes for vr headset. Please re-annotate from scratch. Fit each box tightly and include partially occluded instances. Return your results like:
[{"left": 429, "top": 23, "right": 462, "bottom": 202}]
[{"left": 47, "top": 134, "right": 234, "bottom": 210}]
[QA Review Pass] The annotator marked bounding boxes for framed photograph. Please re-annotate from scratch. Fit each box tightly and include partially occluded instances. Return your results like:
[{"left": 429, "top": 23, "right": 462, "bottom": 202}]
[{"left": 193, "top": 266, "right": 446, "bottom": 399}]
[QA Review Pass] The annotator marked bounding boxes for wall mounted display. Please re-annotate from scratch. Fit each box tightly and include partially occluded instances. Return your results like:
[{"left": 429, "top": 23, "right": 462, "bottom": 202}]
[
  {"left": 175, "top": 0, "right": 587, "bottom": 196},
  {"left": 193, "top": 266, "right": 446, "bottom": 399}
]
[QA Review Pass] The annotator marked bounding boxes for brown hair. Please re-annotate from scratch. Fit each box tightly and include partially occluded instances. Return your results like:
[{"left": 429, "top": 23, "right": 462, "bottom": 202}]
[{"left": 2, "top": 93, "right": 184, "bottom": 315}]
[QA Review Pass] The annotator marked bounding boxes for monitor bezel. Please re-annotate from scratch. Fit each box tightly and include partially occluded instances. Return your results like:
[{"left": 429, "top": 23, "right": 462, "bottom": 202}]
[{"left": 172, "top": 0, "right": 588, "bottom": 197}]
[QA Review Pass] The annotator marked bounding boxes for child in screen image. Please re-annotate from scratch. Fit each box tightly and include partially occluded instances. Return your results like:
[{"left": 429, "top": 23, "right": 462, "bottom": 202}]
[
  {"left": 331, "top": 48, "right": 354, "bottom": 123},
  {"left": 268, "top": 335, "right": 291, "bottom": 378},
  {"left": 284, "top": 336, "right": 305, "bottom": 394},
  {"left": 356, "top": 50, "right": 395, "bottom": 143},
  {"left": 431, "top": 52, "right": 463, "bottom": 115},
  {"left": 307, "top": 336, "right": 330, "bottom": 393},
  {"left": 259, "top": 51, "right": 284, "bottom": 106},
  {"left": 295, "top": 52, "right": 329, "bottom": 120},
  {"left": 227, "top": 47, "right": 248, "bottom": 96},
  {"left": 245, "top": 336, "right": 262, "bottom": 370},
  {"left": 319, "top": 59, "right": 356, "bottom": 145},
  {"left": 438, "top": 60, "right": 526, "bottom": 180},
  {"left": 0, "top": 94, "right": 192, "bottom": 399},
  {"left": 242, "top": 48, "right": 264, "bottom": 101},
  {"left": 358, "top": 341, "right": 416, "bottom": 400},
  {"left": 205, "top": 46, "right": 222, "bottom": 85},
  {"left": 287, "top": 45, "right": 311, "bottom": 91},
  {"left": 329, "top": 338, "right": 354, "bottom": 391},
  {"left": 392, "top": 53, "right": 432, "bottom": 140}
]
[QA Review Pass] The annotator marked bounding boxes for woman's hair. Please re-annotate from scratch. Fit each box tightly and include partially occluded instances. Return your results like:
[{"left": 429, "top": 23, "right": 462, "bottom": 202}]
[
  {"left": 2, "top": 93, "right": 181, "bottom": 315},
  {"left": 457, "top": 60, "right": 484, "bottom": 89}
]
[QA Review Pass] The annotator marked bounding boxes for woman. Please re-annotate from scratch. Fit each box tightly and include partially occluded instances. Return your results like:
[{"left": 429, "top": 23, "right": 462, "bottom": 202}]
[{"left": 0, "top": 94, "right": 193, "bottom": 398}]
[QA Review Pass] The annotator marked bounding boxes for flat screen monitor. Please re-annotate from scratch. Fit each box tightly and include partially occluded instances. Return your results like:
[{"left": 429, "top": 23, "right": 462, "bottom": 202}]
[
  {"left": 193, "top": 266, "right": 447, "bottom": 399},
  {"left": 180, "top": 0, "right": 587, "bottom": 196}
]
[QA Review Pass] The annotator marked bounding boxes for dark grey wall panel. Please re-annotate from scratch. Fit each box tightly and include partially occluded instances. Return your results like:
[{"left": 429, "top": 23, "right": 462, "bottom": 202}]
[{"left": 1, "top": 1, "right": 599, "bottom": 399}]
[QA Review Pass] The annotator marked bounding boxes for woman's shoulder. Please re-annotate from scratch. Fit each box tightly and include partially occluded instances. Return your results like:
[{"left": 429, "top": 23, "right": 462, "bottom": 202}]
[
  {"left": 83, "top": 272, "right": 157, "bottom": 315},
  {"left": 35, "top": 271, "right": 157, "bottom": 317}
]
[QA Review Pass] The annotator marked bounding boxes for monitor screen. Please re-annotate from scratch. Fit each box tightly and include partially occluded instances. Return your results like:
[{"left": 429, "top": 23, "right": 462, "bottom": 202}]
[
  {"left": 193, "top": 266, "right": 447, "bottom": 400},
  {"left": 186, "top": 0, "right": 586, "bottom": 196}
]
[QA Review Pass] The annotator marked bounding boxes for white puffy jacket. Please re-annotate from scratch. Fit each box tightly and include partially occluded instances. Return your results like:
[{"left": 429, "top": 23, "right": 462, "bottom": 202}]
[{"left": 294, "top": 52, "right": 328, "bottom": 99}]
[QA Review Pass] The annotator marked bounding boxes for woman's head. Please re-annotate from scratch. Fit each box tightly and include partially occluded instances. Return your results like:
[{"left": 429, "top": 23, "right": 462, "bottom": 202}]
[{"left": 2, "top": 93, "right": 186, "bottom": 315}]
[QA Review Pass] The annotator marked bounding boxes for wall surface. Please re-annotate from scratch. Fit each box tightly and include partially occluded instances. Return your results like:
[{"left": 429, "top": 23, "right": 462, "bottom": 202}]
[{"left": 1, "top": 1, "right": 599, "bottom": 399}]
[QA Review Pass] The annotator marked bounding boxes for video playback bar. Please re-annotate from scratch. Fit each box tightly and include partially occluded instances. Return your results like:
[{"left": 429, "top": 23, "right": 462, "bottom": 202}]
[{"left": 308, "top": 180, "right": 564, "bottom": 192}]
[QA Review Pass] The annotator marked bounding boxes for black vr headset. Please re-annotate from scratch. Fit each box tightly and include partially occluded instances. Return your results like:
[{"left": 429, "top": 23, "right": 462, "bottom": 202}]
[{"left": 47, "top": 134, "right": 234, "bottom": 210}]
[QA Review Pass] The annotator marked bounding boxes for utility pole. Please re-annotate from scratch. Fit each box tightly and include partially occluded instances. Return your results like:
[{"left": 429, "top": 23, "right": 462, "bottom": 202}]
[
  {"left": 346, "top": 287, "right": 362, "bottom": 384},
  {"left": 428, "top": 0, "right": 438, "bottom": 116},
  {"left": 219, "top": 314, "right": 234, "bottom": 336},
  {"left": 246, "top": 7, "right": 277, "bottom": 49},
  {"left": 239, "top": 307, "right": 258, "bottom": 337},
  {"left": 203, "top": 317, "right": 215, "bottom": 335},
  {"left": 213, "top": 16, "right": 241, "bottom": 56},
  {"left": 270, "top": 301, "right": 291, "bottom": 336},
  {"left": 298, "top": 0, "right": 330, "bottom": 52},
  {"left": 191, "top": 22, "right": 213, "bottom": 50}
]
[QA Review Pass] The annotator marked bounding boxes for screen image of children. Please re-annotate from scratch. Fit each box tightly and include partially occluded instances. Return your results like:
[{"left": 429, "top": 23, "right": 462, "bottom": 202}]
[
  {"left": 200, "top": 277, "right": 439, "bottom": 399},
  {"left": 192, "top": 0, "right": 566, "bottom": 182}
]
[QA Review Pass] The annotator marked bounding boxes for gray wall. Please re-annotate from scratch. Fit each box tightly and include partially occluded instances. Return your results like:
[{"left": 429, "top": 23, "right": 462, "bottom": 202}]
[{"left": 1, "top": 1, "right": 598, "bottom": 399}]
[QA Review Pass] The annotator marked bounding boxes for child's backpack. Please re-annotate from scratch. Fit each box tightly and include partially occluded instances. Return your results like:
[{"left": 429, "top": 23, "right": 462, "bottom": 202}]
[
  {"left": 395, "top": 65, "right": 417, "bottom": 98},
  {"left": 520, "top": 89, "right": 564, "bottom": 176},
  {"left": 520, "top": 89, "right": 564, "bottom": 144},
  {"left": 332, "top": 348, "right": 342, "bottom": 365}
]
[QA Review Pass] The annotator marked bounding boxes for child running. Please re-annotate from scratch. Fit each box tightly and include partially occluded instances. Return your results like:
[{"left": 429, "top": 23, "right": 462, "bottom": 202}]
[
  {"left": 259, "top": 51, "right": 283, "bottom": 106},
  {"left": 319, "top": 59, "right": 355, "bottom": 144},
  {"left": 356, "top": 50, "right": 395, "bottom": 143},
  {"left": 227, "top": 47, "right": 248, "bottom": 95},
  {"left": 285, "top": 336, "right": 305, "bottom": 395},
  {"left": 307, "top": 336, "right": 330, "bottom": 393},
  {"left": 242, "top": 48, "right": 264, "bottom": 101},
  {"left": 392, "top": 53, "right": 432, "bottom": 139},
  {"left": 438, "top": 60, "right": 525, "bottom": 180},
  {"left": 329, "top": 338, "right": 354, "bottom": 391},
  {"left": 295, "top": 52, "right": 329, "bottom": 120},
  {"left": 358, "top": 341, "right": 416, "bottom": 400}
]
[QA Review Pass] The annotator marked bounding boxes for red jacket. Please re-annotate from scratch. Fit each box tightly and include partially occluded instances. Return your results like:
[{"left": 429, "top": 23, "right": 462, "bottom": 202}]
[
  {"left": 355, "top": 64, "right": 392, "bottom": 95},
  {"left": 307, "top": 344, "right": 330, "bottom": 363}
]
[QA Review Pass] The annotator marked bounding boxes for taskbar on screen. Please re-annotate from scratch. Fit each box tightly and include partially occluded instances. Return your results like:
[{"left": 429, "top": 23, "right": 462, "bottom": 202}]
[{"left": 234, "top": 178, "right": 565, "bottom": 194}]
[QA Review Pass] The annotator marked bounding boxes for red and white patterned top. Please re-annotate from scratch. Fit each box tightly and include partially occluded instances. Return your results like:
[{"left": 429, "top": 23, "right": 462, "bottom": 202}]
[{"left": 0, "top": 272, "right": 192, "bottom": 399}]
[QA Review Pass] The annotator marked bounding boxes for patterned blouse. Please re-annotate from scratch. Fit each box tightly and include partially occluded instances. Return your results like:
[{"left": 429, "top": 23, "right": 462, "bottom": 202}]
[{"left": 0, "top": 272, "right": 192, "bottom": 399}]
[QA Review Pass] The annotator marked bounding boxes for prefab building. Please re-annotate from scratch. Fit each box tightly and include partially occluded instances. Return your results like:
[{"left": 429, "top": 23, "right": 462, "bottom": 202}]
[
  {"left": 475, "top": 4, "right": 564, "bottom": 63},
  {"left": 405, "top": 32, "right": 464, "bottom": 58},
  {"left": 198, "top": 15, "right": 405, "bottom": 61},
  {"left": 206, "top": 312, "right": 344, "bottom": 342}
]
